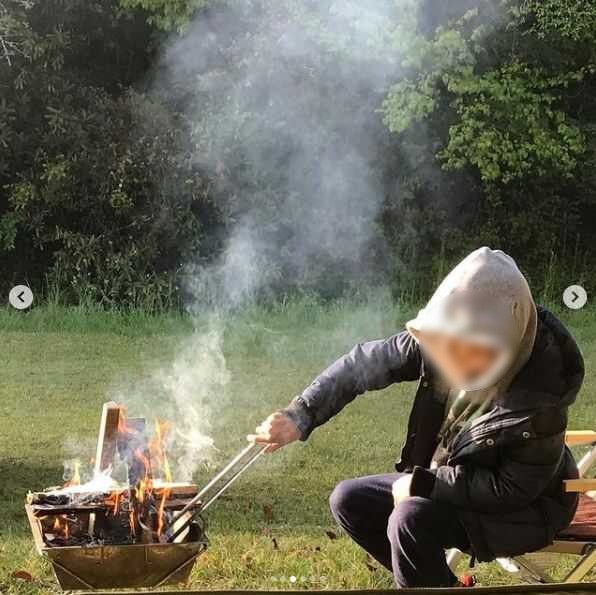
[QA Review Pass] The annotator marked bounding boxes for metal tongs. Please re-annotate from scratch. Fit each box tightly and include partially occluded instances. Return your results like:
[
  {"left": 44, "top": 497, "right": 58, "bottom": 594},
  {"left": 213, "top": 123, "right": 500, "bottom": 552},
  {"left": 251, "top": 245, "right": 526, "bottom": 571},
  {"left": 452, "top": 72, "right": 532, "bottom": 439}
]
[{"left": 165, "top": 442, "right": 266, "bottom": 542}]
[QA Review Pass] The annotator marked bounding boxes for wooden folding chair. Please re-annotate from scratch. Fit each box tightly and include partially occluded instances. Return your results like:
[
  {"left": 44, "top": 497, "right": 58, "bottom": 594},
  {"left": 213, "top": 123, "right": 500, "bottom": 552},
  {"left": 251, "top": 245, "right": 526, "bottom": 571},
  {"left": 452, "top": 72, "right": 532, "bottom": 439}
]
[{"left": 447, "top": 430, "right": 596, "bottom": 584}]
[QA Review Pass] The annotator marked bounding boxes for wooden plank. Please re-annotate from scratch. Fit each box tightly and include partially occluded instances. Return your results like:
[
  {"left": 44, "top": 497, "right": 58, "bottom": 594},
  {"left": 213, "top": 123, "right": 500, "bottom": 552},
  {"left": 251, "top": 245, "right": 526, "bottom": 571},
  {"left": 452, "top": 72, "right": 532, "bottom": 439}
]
[
  {"left": 564, "top": 478, "right": 596, "bottom": 492},
  {"left": 90, "top": 402, "right": 124, "bottom": 538},
  {"left": 94, "top": 402, "right": 123, "bottom": 474},
  {"left": 31, "top": 497, "right": 201, "bottom": 515},
  {"left": 565, "top": 430, "right": 596, "bottom": 446},
  {"left": 543, "top": 540, "right": 594, "bottom": 555},
  {"left": 153, "top": 482, "right": 199, "bottom": 497}
]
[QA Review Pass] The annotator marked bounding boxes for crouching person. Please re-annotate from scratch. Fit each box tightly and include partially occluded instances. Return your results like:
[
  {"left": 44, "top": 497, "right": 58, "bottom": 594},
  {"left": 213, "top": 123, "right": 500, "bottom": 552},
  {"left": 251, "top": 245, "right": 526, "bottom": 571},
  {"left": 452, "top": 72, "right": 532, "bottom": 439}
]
[{"left": 250, "top": 247, "right": 584, "bottom": 588}]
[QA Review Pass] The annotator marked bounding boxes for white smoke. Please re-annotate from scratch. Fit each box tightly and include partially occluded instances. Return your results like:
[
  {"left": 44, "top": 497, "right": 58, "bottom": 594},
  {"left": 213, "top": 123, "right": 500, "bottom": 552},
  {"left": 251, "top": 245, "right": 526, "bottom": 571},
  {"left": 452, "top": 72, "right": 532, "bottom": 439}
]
[
  {"left": 103, "top": 0, "right": 505, "bottom": 481},
  {"left": 155, "top": 326, "right": 228, "bottom": 478},
  {"left": 125, "top": 2, "right": 401, "bottom": 480},
  {"left": 157, "top": 0, "right": 405, "bottom": 297}
]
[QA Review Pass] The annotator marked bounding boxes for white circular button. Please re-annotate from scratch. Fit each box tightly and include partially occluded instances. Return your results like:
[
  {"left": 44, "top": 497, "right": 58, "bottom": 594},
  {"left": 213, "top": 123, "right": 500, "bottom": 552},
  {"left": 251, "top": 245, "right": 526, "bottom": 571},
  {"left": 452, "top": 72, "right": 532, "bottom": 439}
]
[
  {"left": 563, "top": 285, "right": 587, "bottom": 310},
  {"left": 9, "top": 285, "right": 34, "bottom": 310}
]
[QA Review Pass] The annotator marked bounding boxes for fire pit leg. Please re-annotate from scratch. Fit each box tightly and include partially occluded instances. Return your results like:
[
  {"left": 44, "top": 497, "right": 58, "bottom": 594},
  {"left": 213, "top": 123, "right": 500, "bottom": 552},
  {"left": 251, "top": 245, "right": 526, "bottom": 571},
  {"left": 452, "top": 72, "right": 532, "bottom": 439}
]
[
  {"left": 50, "top": 559, "right": 95, "bottom": 590},
  {"left": 154, "top": 550, "right": 202, "bottom": 587}
]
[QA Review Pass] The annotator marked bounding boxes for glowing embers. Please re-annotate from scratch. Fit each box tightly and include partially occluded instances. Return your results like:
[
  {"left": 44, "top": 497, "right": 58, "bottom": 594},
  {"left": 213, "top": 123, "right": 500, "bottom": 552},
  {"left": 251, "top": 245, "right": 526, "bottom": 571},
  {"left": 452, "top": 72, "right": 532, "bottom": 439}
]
[{"left": 29, "top": 483, "right": 200, "bottom": 548}]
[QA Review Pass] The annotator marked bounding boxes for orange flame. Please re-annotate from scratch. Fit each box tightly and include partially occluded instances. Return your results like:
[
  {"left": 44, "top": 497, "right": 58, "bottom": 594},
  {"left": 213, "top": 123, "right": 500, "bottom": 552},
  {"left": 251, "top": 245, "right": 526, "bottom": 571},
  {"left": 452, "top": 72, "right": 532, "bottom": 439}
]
[
  {"left": 156, "top": 490, "right": 170, "bottom": 536},
  {"left": 105, "top": 491, "right": 122, "bottom": 515},
  {"left": 150, "top": 421, "right": 173, "bottom": 482},
  {"left": 63, "top": 461, "right": 81, "bottom": 488},
  {"left": 117, "top": 407, "right": 134, "bottom": 435},
  {"left": 129, "top": 509, "right": 136, "bottom": 536},
  {"left": 52, "top": 516, "right": 70, "bottom": 540},
  {"left": 133, "top": 448, "right": 153, "bottom": 506},
  {"left": 150, "top": 420, "right": 173, "bottom": 536},
  {"left": 114, "top": 407, "right": 176, "bottom": 540}
]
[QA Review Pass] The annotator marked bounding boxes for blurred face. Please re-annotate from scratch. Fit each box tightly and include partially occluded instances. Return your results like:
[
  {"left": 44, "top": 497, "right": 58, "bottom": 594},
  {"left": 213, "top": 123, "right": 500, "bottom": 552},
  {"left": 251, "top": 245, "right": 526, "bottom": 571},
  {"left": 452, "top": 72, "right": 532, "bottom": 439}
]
[{"left": 414, "top": 331, "right": 500, "bottom": 388}]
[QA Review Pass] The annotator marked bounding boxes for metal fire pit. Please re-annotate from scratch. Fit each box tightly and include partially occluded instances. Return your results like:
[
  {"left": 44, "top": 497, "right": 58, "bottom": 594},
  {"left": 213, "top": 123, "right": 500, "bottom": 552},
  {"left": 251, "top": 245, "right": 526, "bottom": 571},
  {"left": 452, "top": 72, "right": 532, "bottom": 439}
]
[
  {"left": 26, "top": 504, "right": 208, "bottom": 590},
  {"left": 25, "top": 403, "right": 265, "bottom": 591}
]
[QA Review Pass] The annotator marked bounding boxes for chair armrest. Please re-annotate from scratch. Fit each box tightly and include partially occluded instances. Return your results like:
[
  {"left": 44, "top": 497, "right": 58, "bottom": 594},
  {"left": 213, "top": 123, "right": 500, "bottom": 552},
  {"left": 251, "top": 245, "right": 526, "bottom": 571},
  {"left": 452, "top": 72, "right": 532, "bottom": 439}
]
[
  {"left": 565, "top": 431, "right": 596, "bottom": 446},
  {"left": 564, "top": 479, "right": 596, "bottom": 493}
]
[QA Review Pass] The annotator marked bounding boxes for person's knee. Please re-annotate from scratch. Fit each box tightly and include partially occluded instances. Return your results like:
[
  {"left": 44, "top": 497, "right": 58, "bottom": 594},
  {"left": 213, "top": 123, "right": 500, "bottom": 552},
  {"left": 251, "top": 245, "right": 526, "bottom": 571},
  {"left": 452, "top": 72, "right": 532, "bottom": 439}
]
[
  {"left": 387, "top": 497, "right": 433, "bottom": 542},
  {"left": 329, "top": 479, "right": 360, "bottom": 520}
]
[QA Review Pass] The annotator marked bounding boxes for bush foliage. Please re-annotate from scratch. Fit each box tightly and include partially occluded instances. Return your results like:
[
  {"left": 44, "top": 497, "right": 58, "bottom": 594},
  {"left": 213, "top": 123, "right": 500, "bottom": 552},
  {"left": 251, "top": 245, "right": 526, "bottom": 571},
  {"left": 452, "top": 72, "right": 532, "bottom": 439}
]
[{"left": 2, "top": 0, "right": 596, "bottom": 308}]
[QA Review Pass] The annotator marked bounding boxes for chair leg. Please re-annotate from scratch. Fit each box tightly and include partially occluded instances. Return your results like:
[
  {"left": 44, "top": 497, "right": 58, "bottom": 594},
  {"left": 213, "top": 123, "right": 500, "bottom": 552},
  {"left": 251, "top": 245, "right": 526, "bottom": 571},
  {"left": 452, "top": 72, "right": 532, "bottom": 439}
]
[
  {"left": 564, "top": 547, "right": 596, "bottom": 583},
  {"left": 509, "top": 555, "right": 553, "bottom": 584},
  {"left": 496, "top": 557, "right": 523, "bottom": 574},
  {"left": 577, "top": 446, "right": 596, "bottom": 477}
]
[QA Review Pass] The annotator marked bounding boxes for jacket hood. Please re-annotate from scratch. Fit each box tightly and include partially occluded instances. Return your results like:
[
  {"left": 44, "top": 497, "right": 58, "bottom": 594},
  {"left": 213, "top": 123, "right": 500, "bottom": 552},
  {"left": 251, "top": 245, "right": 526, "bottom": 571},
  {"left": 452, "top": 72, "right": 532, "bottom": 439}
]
[
  {"left": 505, "top": 306, "right": 585, "bottom": 410},
  {"left": 407, "top": 247, "right": 538, "bottom": 392}
]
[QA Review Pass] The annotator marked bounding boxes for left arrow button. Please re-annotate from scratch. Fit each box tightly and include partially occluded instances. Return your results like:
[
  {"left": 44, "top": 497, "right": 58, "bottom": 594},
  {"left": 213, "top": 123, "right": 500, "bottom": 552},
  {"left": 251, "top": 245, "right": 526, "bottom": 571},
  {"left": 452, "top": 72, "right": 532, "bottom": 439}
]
[{"left": 9, "top": 285, "right": 34, "bottom": 310}]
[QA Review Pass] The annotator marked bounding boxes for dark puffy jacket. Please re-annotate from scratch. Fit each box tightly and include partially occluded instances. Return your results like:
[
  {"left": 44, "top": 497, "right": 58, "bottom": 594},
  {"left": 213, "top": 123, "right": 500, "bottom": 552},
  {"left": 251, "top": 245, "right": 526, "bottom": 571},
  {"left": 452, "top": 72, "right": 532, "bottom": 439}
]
[{"left": 284, "top": 307, "right": 584, "bottom": 562}]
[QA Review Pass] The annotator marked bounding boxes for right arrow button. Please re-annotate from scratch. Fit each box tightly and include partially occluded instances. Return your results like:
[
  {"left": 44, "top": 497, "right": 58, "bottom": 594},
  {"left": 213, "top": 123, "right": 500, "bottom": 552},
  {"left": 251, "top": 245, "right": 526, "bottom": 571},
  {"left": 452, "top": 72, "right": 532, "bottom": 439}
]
[{"left": 563, "top": 285, "right": 588, "bottom": 310}]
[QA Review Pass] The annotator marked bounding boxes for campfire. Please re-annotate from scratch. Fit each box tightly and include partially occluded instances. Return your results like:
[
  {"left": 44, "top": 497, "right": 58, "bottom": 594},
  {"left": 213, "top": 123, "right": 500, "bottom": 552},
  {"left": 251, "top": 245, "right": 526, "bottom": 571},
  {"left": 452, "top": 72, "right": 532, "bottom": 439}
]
[
  {"left": 25, "top": 402, "right": 208, "bottom": 590},
  {"left": 26, "top": 401, "right": 266, "bottom": 590}
]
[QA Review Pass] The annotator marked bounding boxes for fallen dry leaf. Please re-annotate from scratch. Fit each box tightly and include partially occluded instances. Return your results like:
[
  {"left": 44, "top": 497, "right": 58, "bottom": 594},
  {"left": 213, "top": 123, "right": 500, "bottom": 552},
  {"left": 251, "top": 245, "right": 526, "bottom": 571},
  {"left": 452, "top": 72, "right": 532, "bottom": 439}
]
[
  {"left": 263, "top": 503, "right": 274, "bottom": 522},
  {"left": 12, "top": 570, "right": 33, "bottom": 582},
  {"left": 364, "top": 556, "right": 376, "bottom": 573}
]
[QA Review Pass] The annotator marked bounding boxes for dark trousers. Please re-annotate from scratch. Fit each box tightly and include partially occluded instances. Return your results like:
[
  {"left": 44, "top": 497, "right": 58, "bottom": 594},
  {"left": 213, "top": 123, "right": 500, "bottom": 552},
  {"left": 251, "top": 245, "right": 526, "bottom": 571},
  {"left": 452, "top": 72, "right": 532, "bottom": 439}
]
[{"left": 329, "top": 473, "right": 470, "bottom": 588}]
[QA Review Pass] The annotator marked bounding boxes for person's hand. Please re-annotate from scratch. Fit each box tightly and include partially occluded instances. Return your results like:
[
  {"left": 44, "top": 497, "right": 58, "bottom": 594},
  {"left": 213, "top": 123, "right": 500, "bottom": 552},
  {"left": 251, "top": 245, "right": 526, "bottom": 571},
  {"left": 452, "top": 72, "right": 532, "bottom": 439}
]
[
  {"left": 392, "top": 474, "right": 412, "bottom": 507},
  {"left": 247, "top": 412, "right": 301, "bottom": 453}
]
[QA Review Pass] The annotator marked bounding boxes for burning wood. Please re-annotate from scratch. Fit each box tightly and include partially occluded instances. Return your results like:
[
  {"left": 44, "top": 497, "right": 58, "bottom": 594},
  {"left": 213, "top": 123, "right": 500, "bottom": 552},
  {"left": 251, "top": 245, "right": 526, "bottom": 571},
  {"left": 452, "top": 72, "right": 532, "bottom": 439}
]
[
  {"left": 25, "top": 401, "right": 263, "bottom": 590},
  {"left": 27, "top": 403, "right": 202, "bottom": 548}
]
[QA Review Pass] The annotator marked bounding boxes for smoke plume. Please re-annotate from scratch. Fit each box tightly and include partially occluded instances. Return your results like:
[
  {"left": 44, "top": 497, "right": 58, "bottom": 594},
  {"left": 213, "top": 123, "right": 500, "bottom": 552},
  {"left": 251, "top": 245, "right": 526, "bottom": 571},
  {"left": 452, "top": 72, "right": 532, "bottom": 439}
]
[{"left": 94, "top": 0, "right": 504, "bottom": 481}]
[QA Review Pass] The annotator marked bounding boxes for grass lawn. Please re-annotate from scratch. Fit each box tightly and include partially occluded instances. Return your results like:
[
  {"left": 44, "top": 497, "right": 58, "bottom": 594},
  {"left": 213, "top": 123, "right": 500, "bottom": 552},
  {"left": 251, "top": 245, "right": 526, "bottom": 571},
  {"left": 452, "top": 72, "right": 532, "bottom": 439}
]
[{"left": 1, "top": 298, "right": 596, "bottom": 594}]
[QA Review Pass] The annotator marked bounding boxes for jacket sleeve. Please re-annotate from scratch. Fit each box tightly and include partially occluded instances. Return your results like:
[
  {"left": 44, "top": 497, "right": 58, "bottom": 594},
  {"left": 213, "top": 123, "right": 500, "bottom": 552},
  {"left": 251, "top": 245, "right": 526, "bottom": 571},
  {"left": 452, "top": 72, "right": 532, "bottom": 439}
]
[
  {"left": 283, "top": 330, "right": 421, "bottom": 439},
  {"left": 410, "top": 428, "right": 567, "bottom": 513}
]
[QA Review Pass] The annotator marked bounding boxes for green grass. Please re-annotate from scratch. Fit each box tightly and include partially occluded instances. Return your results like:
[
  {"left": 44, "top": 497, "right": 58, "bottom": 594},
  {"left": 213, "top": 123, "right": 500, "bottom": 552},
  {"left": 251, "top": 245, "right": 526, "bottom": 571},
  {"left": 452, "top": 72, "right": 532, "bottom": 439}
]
[{"left": 1, "top": 298, "right": 596, "bottom": 593}]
